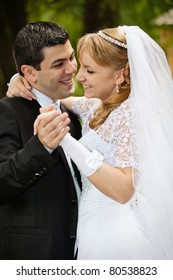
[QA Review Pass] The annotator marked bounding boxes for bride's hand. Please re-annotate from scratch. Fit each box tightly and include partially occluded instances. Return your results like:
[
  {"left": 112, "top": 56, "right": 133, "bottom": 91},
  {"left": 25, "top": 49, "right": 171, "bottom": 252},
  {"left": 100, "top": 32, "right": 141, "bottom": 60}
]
[{"left": 6, "top": 75, "right": 36, "bottom": 100}]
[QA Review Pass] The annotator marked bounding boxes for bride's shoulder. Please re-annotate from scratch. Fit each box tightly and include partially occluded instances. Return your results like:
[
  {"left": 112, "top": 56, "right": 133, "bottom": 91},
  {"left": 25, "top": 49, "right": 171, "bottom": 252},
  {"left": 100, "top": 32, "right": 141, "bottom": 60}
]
[{"left": 112, "top": 97, "right": 131, "bottom": 116}]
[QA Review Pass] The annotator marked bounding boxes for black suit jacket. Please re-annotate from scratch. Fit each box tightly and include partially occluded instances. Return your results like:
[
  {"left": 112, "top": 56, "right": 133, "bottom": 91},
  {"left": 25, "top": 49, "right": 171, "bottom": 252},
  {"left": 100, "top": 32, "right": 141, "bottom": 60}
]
[{"left": 0, "top": 97, "right": 81, "bottom": 260}]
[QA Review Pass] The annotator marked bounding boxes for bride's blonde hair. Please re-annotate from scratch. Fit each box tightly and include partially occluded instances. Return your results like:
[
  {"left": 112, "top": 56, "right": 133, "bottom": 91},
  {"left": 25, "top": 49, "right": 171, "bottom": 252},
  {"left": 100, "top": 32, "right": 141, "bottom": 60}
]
[{"left": 77, "top": 28, "right": 130, "bottom": 129}]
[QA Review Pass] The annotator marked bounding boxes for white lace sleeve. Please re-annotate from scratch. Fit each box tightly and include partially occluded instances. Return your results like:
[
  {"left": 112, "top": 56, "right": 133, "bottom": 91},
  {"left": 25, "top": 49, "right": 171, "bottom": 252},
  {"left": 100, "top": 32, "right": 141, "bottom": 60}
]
[
  {"left": 72, "top": 97, "right": 101, "bottom": 124},
  {"left": 96, "top": 98, "right": 137, "bottom": 168}
]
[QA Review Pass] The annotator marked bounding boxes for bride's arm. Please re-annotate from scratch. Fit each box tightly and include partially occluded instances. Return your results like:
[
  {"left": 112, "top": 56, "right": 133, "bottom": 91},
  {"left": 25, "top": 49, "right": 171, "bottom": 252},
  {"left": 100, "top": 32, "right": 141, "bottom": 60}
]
[
  {"left": 60, "top": 97, "right": 76, "bottom": 112},
  {"left": 90, "top": 164, "right": 133, "bottom": 204},
  {"left": 6, "top": 74, "right": 78, "bottom": 113},
  {"left": 60, "top": 133, "right": 134, "bottom": 204}
]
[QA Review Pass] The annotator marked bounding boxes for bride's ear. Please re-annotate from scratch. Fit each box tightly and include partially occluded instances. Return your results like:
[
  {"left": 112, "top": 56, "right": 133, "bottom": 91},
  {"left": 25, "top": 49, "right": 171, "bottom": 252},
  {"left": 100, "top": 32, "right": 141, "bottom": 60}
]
[{"left": 113, "top": 68, "right": 125, "bottom": 85}]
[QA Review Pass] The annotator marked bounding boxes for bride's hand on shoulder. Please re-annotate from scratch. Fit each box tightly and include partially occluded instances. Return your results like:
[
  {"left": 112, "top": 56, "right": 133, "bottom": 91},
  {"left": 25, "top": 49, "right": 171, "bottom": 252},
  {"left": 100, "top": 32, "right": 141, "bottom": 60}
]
[{"left": 6, "top": 74, "right": 35, "bottom": 100}]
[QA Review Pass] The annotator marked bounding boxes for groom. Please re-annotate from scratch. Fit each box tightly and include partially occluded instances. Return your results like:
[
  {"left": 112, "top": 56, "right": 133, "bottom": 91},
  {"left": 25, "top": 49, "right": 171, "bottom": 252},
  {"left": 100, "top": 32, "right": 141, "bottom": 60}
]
[{"left": 0, "top": 21, "right": 81, "bottom": 260}]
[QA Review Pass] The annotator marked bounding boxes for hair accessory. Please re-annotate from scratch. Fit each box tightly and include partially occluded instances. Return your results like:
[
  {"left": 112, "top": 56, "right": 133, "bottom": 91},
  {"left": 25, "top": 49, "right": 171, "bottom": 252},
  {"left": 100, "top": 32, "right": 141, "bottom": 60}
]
[{"left": 98, "top": 30, "right": 127, "bottom": 49}]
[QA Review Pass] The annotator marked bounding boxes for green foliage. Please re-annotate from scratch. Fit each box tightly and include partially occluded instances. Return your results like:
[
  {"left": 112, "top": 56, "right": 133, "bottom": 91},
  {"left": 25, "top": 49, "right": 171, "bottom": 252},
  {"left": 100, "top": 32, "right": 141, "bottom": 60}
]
[
  {"left": 26, "top": 0, "right": 84, "bottom": 47},
  {"left": 118, "top": 0, "right": 173, "bottom": 41},
  {"left": 74, "top": 80, "right": 84, "bottom": 97}
]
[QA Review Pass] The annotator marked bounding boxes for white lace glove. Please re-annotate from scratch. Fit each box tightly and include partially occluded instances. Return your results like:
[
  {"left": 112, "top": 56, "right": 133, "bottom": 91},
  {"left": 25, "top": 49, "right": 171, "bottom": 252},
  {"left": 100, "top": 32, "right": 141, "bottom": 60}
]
[{"left": 60, "top": 133, "right": 104, "bottom": 177}]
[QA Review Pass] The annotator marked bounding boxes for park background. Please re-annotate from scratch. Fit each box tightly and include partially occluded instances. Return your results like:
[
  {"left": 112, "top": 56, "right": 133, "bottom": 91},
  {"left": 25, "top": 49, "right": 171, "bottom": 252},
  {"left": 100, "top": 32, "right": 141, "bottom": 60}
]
[{"left": 0, "top": 0, "right": 173, "bottom": 98}]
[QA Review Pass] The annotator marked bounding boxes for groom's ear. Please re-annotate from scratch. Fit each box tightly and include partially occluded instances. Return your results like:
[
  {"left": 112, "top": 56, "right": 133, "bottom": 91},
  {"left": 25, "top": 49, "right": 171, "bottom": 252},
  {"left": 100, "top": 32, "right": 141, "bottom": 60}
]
[{"left": 21, "top": 65, "right": 37, "bottom": 83}]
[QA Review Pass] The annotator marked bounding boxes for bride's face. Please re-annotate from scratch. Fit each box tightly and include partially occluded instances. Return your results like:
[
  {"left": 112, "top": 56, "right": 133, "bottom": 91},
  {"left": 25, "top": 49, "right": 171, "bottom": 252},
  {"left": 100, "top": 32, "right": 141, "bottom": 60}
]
[{"left": 75, "top": 49, "right": 118, "bottom": 101}]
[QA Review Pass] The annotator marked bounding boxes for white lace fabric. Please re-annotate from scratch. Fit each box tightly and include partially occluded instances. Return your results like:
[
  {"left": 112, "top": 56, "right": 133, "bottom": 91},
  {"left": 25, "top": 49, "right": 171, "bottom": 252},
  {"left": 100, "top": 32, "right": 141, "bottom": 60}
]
[{"left": 72, "top": 96, "right": 137, "bottom": 169}]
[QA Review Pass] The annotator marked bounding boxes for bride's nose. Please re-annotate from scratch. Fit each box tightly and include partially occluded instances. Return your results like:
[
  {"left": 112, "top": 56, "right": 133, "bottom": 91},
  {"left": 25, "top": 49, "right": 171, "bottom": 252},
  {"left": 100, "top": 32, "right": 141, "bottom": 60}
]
[{"left": 75, "top": 69, "right": 85, "bottom": 82}]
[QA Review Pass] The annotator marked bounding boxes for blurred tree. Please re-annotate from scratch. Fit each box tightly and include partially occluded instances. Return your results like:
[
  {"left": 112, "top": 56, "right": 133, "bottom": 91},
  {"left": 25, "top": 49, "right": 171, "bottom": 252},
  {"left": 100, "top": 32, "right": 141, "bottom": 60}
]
[
  {"left": 119, "top": 0, "right": 173, "bottom": 41},
  {"left": 0, "top": 0, "right": 27, "bottom": 97},
  {"left": 83, "top": 0, "right": 121, "bottom": 32}
]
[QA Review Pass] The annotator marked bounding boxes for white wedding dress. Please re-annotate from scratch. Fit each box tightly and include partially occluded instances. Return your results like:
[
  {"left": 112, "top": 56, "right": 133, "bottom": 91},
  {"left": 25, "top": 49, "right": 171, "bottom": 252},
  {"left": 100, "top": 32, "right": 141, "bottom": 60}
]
[{"left": 72, "top": 96, "right": 166, "bottom": 260}]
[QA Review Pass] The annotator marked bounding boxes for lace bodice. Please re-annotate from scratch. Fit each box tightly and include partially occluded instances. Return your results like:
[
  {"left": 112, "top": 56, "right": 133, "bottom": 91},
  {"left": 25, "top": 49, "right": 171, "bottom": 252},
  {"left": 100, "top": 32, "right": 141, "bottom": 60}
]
[{"left": 72, "top": 97, "right": 136, "bottom": 168}]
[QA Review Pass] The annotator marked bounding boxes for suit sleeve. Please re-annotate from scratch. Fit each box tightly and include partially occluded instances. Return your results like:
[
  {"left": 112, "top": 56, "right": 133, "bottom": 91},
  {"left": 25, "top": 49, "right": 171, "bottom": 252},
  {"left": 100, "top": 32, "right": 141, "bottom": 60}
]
[{"left": 0, "top": 100, "right": 57, "bottom": 206}]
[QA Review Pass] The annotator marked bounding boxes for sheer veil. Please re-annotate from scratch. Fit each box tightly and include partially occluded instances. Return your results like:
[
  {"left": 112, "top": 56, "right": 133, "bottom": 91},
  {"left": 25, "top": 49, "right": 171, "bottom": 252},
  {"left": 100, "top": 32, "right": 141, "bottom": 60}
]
[{"left": 121, "top": 26, "right": 173, "bottom": 258}]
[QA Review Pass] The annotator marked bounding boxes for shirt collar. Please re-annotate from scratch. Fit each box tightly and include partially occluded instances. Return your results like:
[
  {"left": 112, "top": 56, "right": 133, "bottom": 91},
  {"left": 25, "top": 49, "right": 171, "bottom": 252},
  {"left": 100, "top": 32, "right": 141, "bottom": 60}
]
[{"left": 32, "top": 88, "right": 60, "bottom": 109}]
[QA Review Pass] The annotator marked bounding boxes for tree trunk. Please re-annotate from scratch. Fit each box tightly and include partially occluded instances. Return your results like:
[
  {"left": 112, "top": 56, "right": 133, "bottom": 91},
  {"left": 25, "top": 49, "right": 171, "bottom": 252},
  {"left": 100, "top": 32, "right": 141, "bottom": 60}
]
[
  {"left": 83, "top": 0, "right": 120, "bottom": 34},
  {"left": 83, "top": 0, "right": 101, "bottom": 33},
  {"left": 0, "top": 0, "right": 27, "bottom": 98}
]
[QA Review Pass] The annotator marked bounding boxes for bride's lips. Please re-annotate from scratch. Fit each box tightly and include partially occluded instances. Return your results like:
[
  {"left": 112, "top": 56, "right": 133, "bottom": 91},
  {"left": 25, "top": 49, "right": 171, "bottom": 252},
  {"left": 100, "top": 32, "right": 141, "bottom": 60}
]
[{"left": 83, "top": 85, "right": 92, "bottom": 89}]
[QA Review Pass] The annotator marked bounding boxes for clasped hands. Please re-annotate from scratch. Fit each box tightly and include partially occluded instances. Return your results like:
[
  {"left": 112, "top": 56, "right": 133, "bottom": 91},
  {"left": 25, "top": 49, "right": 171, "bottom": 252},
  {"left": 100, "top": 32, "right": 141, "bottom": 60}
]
[{"left": 34, "top": 104, "right": 70, "bottom": 150}]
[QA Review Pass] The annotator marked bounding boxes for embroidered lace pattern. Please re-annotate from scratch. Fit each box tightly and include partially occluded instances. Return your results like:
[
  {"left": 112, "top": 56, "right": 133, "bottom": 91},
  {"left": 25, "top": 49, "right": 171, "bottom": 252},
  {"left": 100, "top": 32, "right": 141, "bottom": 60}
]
[{"left": 72, "top": 96, "right": 137, "bottom": 169}]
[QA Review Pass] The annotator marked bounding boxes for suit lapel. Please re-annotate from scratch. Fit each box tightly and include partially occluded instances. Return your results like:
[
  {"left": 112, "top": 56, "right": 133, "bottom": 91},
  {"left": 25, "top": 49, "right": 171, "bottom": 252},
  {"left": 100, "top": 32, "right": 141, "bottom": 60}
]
[{"left": 71, "top": 160, "right": 82, "bottom": 189}]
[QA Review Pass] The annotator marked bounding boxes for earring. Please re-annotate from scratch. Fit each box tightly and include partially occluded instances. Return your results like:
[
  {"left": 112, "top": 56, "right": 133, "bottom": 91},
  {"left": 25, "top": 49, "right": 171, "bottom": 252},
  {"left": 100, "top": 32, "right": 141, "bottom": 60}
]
[{"left": 116, "top": 84, "right": 119, "bottom": 93}]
